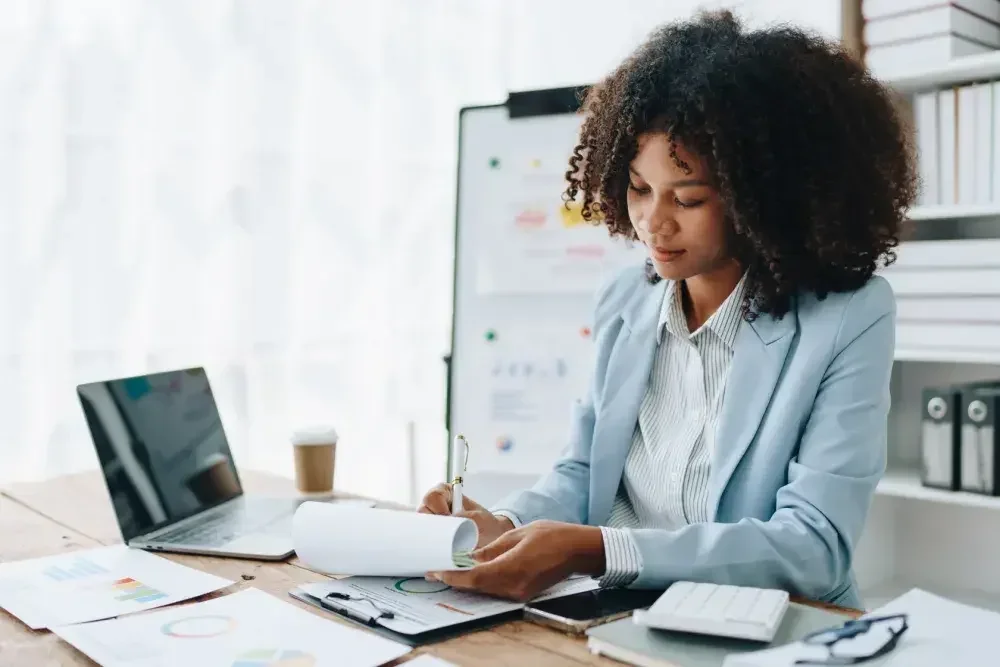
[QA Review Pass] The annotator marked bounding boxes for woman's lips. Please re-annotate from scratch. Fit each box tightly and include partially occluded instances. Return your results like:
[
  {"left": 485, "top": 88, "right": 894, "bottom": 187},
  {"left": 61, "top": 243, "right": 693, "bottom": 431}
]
[{"left": 651, "top": 247, "right": 685, "bottom": 262}]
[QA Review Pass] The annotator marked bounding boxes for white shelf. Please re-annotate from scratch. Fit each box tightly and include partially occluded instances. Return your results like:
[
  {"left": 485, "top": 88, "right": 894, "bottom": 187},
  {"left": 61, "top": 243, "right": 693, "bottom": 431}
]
[
  {"left": 894, "top": 348, "right": 1000, "bottom": 365},
  {"left": 886, "top": 51, "right": 1000, "bottom": 93},
  {"left": 876, "top": 468, "right": 1000, "bottom": 510},
  {"left": 907, "top": 203, "right": 1000, "bottom": 221},
  {"left": 862, "top": 579, "right": 1000, "bottom": 613}
]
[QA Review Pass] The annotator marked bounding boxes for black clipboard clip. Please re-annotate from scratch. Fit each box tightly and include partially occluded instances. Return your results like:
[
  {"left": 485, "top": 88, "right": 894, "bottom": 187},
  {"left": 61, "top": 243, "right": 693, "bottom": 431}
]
[{"left": 320, "top": 591, "right": 396, "bottom": 627}]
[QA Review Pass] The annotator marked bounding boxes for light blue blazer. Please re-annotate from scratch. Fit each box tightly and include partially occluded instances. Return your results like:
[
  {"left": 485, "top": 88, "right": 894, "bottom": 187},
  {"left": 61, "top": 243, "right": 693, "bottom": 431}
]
[{"left": 494, "top": 264, "right": 895, "bottom": 610}]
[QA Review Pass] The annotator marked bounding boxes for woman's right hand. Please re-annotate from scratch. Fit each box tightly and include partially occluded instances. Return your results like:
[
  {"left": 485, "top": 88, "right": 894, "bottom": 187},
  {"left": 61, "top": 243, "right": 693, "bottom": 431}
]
[{"left": 417, "top": 483, "right": 515, "bottom": 548}]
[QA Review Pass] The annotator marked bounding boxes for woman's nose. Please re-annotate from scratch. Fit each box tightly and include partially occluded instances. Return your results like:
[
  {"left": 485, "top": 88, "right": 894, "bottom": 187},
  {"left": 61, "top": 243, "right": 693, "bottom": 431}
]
[{"left": 646, "top": 210, "right": 678, "bottom": 236}]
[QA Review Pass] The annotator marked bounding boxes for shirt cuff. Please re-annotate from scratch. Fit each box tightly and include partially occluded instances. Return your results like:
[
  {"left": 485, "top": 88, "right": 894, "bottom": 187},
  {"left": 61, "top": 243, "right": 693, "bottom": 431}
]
[
  {"left": 598, "top": 526, "right": 642, "bottom": 588},
  {"left": 492, "top": 510, "right": 522, "bottom": 529}
]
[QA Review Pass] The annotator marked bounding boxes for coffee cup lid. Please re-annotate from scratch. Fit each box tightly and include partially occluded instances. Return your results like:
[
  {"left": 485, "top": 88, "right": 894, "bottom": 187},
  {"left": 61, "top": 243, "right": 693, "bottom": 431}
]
[{"left": 291, "top": 426, "right": 338, "bottom": 446}]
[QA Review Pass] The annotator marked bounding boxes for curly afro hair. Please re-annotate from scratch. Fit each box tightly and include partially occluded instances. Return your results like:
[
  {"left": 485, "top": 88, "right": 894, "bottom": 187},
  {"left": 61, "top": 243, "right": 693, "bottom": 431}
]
[{"left": 564, "top": 10, "right": 918, "bottom": 319}]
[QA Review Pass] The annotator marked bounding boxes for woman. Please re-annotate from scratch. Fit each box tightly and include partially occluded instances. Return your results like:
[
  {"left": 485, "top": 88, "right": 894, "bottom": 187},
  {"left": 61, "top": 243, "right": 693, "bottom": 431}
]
[{"left": 419, "top": 10, "right": 915, "bottom": 610}]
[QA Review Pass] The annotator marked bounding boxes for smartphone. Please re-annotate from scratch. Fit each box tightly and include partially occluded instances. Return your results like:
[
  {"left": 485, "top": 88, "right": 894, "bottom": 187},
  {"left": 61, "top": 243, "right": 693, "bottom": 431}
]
[{"left": 522, "top": 588, "right": 663, "bottom": 635}]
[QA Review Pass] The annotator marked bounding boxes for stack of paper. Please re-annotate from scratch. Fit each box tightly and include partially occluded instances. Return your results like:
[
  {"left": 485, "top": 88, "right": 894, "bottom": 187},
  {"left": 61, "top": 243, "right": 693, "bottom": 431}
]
[{"left": 723, "top": 588, "right": 997, "bottom": 666}]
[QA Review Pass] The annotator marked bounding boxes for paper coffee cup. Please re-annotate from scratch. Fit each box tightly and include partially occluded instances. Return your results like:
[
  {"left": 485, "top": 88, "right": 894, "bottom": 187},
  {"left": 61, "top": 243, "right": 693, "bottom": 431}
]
[{"left": 292, "top": 426, "right": 338, "bottom": 496}]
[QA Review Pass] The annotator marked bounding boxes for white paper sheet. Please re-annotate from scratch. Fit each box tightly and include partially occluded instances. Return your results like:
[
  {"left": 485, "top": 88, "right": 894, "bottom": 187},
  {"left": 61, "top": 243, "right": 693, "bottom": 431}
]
[
  {"left": 529, "top": 574, "right": 601, "bottom": 602},
  {"left": 298, "top": 575, "right": 600, "bottom": 636},
  {"left": 723, "top": 588, "right": 999, "bottom": 667},
  {"left": 52, "top": 587, "right": 411, "bottom": 667},
  {"left": 292, "top": 503, "right": 479, "bottom": 577},
  {"left": 0, "top": 544, "right": 232, "bottom": 629}
]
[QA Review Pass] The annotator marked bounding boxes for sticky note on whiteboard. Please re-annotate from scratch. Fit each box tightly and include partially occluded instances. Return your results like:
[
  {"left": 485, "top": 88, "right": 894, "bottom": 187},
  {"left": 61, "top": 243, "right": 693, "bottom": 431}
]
[{"left": 559, "top": 200, "right": 603, "bottom": 227}]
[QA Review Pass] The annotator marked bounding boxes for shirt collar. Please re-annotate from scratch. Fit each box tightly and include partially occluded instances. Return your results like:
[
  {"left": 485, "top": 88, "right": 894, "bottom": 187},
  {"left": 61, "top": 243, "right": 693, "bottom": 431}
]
[{"left": 657, "top": 273, "right": 748, "bottom": 349}]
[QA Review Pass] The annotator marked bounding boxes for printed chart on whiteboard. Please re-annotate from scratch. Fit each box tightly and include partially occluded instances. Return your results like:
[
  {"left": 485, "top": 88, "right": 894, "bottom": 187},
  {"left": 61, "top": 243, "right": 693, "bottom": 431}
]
[
  {"left": 475, "top": 146, "right": 637, "bottom": 296},
  {"left": 449, "top": 92, "right": 645, "bottom": 505},
  {"left": 463, "top": 325, "right": 595, "bottom": 476}
]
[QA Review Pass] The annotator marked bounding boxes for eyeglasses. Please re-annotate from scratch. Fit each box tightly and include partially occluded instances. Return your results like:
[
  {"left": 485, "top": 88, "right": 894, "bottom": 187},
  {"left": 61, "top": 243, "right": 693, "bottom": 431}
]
[{"left": 795, "top": 614, "right": 908, "bottom": 665}]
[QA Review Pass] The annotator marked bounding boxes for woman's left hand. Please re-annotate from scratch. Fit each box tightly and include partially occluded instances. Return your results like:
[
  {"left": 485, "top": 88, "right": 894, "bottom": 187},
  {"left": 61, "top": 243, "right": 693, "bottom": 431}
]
[{"left": 426, "top": 520, "right": 606, "bottom": 602}]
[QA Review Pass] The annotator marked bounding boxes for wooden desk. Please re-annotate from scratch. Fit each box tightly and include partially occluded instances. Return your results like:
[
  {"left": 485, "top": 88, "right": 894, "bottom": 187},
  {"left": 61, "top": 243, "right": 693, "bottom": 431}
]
[{"left": 0, "top": 471, "right": 859, "bottom": 666}]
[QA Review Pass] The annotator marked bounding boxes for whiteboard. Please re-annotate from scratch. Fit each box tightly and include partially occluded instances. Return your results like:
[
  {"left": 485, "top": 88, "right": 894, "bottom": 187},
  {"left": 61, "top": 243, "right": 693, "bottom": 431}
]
[{"left": 447, "top": 88, "right": 645, "bottom": 508}]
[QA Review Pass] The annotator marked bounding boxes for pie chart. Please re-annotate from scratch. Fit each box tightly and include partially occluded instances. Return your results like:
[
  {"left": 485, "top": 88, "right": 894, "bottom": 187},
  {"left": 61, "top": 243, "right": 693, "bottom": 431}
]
[
  {"left": 231, "top": 649, "right": 316, "bottom": 667},
  {"left": 394, "top": 577, "right": 451, "bottom": 594}
]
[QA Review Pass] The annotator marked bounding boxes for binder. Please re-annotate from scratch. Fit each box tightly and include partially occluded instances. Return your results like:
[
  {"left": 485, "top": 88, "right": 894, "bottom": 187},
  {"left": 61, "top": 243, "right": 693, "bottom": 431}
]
[
  {"left": 922, "top": 385, "right": 962, "bottom": 490},
  {"left": 975, "top": 82, "right": 993, "bottom": 204},
  {"left": 957, "top": 85, "right": 977, "bottom": 205},
  {"left": 939, "top": 88, "right": 957, "bottom": 205},
  {"left": 921, "top": 380, "right": 1000, "bottom": 491},
  {"left": 960, "top": 387, "right": 1000, "bottom": 496},
  {"left": 914, "top": 91, "right": 938, "bottom": 205}
]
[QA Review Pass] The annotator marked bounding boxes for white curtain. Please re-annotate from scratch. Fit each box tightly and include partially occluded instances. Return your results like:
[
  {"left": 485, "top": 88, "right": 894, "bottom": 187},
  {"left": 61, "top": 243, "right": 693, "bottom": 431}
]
[
  {"left": 0, "top": 0, "right": 840, "bottom": 504},
  {"left": 0, "top": 0, "right": 510, "bottom": 503}
]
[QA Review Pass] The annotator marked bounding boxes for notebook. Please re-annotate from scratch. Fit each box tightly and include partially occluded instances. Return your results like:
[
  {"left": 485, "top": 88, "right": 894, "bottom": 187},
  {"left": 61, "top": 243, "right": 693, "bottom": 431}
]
[{"left": 586, "top": 602, "right": 851, "bottom": 667}]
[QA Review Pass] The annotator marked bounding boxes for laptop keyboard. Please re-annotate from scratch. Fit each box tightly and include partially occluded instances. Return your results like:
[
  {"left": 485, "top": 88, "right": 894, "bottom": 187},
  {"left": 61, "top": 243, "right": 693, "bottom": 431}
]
[
  {"left": 158, "top": 513, "right": 237, "bottom": 546},
  {"left": 156, "top": 498, "right": 300, "bottom": 547}
]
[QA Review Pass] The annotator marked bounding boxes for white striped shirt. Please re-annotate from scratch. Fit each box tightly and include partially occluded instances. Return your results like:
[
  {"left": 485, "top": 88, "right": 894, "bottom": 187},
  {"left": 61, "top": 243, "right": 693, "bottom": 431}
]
[{"left": 598, "top": 275, "right": 747, "bottom": 587}]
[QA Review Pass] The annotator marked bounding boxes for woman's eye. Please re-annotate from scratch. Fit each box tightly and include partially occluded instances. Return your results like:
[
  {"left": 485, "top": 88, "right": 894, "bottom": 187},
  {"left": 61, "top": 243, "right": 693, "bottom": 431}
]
[
  {"left": 675, "top": 197, "right": 704, "bottom": 209},
  {"left": 628, "top": 183, "right": 650, "bottom": 195}
]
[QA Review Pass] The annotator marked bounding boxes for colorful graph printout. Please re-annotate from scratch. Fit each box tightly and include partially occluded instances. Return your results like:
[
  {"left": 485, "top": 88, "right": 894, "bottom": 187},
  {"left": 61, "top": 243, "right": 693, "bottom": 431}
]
[
  {"left": 0, "top": 545, "right": 231, "bottom": 629},
  {"left": 51, "top": 588, "right": 410, "bottom": 667}
]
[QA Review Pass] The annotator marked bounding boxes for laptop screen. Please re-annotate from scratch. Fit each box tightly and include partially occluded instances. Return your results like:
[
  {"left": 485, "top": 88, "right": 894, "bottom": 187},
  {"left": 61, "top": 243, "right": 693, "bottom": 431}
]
[{"left": 76, "top": 367, "right": 243, "bottom": 541}]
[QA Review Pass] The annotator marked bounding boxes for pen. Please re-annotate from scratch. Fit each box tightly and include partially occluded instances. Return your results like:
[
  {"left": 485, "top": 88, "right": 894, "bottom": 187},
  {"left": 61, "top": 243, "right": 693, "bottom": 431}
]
[
  {"left": 321, "top": 592, "right": 395, "bottom": 626},
  {"left": 452, "top": 434, "right": 468, "bottom": 515},
  {"left": 320, "top": 596, "right": 378, "bottom": 627}
]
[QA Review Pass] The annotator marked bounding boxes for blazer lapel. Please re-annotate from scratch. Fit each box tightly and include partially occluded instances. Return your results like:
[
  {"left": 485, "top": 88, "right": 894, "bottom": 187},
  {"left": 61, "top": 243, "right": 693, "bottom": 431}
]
[
  {"left": 707, "top": 307, "right": 796, "bottom": 518},
  {"left": 588, "top": 280, "right": 665, "bottom": 526}
]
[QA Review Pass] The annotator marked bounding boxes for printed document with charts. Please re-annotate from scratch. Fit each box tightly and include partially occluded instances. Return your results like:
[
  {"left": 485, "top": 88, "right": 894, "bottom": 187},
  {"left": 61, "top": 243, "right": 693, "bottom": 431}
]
[
  {"left": 0, "top": 544, "right": 231, "bottom": 629},
  {"left": 724, "top": 589, "right": 998, "bottom": 666},
  {"left": 52, "top": 587, "right": 411, "bottom": 667},
  {"left": 291, "top": 502, "right": 601, "bottom": 638}
]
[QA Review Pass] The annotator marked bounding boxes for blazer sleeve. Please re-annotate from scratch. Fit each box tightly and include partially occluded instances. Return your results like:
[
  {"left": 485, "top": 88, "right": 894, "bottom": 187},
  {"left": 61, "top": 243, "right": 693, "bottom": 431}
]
[
  {"left": 489, "top": 272, "right": 626, "bottom": 526},
  {"left": 623, "top": 281, "right": 895, "bottom": 603}
]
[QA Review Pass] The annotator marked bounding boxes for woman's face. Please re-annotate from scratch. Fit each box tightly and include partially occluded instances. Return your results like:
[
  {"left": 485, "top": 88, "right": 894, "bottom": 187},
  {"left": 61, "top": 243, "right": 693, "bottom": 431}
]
[{"left": 626, "top": 132, "right": 731, "bottom": 281}]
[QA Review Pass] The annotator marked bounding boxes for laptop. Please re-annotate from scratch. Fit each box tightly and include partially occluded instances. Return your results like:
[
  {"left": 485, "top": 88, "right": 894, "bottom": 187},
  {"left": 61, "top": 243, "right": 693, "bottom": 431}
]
[{"left": 76, "top": 366, "right": 300, "bottom": 560}]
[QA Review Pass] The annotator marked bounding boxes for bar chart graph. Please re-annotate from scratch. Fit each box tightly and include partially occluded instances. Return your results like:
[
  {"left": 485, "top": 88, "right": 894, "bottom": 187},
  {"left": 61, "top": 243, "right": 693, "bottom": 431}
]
[
  {"left": 0, "top": 545, "right": 232, "bottom": 629},
  {"left": 43, "top": 556, "right": 110, "bottom": 582},
  {"left": 113, "top": 577, "right": 168, "bottom": 604}
]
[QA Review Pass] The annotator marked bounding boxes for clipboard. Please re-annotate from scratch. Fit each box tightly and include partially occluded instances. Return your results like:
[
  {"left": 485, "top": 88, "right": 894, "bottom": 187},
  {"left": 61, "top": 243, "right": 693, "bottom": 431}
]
[{"left": 288, "top": 586, "right": 521, "bottom": 647}]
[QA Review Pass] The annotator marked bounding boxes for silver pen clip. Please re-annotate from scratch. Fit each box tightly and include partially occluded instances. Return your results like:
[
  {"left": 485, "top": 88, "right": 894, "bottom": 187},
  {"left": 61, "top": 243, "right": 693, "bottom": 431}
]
[{"left": 454, "top": 434, "right": 470, "bottom": 483}]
